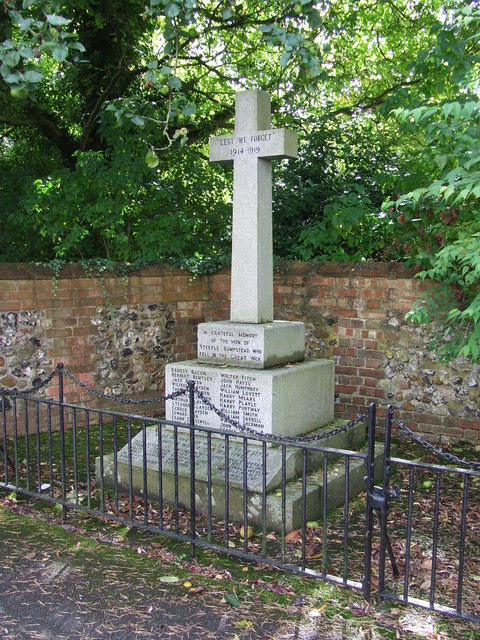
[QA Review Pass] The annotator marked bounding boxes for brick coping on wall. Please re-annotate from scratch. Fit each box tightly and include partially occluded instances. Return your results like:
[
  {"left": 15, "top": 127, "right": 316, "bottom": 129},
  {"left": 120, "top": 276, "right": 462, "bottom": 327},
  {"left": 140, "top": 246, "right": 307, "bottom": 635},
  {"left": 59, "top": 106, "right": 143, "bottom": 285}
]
[{"left": 0, "top": 261, "right": 419, "bottom": 280}]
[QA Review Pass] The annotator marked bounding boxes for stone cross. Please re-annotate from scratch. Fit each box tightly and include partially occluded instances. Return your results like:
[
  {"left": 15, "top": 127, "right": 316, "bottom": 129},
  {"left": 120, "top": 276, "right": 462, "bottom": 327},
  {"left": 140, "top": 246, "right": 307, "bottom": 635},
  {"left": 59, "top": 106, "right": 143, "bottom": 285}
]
[{"left": 209, "top": 90, "right": 297, "bottom": 324}]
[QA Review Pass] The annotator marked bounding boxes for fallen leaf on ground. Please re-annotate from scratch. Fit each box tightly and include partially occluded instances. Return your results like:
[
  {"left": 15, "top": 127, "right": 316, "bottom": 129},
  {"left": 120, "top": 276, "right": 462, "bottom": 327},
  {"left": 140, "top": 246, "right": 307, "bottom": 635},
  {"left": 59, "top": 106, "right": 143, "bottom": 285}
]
[
  {"left": 188, "top": 586, "right": 204, "bottom": 594},
  {"left": 285, "top": 530, "right": 301, "bottom": 543},
  {"left": 159, "top": 575, "right": 180, "bottom": 583},
  {"left": 233, "top": 620, "right": 253, "bottom": 630},
  {"left": 224, "top": 592, "right": 241, "bottom": 607}
]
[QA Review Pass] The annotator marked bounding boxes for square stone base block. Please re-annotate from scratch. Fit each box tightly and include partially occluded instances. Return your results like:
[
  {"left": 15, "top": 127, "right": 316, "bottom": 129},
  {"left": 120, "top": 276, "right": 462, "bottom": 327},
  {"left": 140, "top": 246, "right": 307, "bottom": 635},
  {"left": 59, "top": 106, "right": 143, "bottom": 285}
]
[
  {"left": 165, "top": 359, "right": 334, "bottom": 437},
  {"left": 197, "top": 320, "right": 305, "bottom": 369}
]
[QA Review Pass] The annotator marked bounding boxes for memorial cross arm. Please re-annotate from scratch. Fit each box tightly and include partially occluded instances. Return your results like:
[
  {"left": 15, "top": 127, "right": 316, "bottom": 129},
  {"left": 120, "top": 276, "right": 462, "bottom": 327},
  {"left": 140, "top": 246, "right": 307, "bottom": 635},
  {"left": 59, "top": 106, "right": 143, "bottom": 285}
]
[{"left": 209, "top": 128, "right": 298, "bottom": 164}]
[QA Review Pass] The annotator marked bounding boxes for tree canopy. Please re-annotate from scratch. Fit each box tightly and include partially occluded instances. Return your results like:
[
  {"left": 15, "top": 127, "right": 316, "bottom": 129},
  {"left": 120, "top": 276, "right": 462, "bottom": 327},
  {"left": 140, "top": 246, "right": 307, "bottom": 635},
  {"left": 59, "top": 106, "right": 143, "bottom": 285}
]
[{"left": 1, "top": 0, "right": 480, "bottom": 362}]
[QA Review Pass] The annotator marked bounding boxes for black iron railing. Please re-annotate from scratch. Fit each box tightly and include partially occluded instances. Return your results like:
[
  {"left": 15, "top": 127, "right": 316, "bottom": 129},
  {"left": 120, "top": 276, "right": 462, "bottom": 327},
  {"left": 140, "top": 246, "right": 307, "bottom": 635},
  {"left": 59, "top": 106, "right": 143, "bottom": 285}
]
[
  {"left": 374, "top": 406, "right": 480, "bottom": 623},
  {"left": 1, "top": 364, "right": 371, "bottom": 596},
  {"left": 1, "top": 364, "right": 479, "bottom": 623}
]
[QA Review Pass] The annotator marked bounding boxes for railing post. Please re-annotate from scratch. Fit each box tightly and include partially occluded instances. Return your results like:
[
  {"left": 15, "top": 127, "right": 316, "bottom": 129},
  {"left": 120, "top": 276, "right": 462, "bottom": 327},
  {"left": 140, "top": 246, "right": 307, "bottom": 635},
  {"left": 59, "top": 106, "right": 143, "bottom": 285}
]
[
  {"left": 57, "top": 363, "right": 67, "bottom": 522},
  {"left": 1, "top": 395, "right": 14, "bottom": 481},
  {"left": 187, "top": 380, "right": 195, "bottom": 427},
  {"left": 187, "top": 380, "right": 196, "bottom": 558},
  {"left": 363, "top": 402, "right": 376, "bottom": 602},
  {"left": 378, "top": 405, "right": 394, "bottom": 593}
]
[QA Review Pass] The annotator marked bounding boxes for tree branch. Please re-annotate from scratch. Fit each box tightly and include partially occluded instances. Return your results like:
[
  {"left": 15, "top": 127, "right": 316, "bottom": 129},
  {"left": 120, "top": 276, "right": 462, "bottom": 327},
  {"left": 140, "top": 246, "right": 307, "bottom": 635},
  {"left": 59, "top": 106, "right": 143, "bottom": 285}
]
[
  {"left": 79, "top": 64, "right": 125, "bottom": 151},
  {"left": 4, "top": 102, "right": 78, "bottom": 168},
  {"left": 329, "top": 78, "right": 422, "bottom": 117}
]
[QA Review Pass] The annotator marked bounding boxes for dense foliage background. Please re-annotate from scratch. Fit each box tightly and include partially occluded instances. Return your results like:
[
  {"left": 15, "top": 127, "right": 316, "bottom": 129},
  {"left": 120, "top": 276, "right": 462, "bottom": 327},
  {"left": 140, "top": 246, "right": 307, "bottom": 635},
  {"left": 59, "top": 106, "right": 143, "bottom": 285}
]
[{"left": 1, "top": 0, "right": 479, "bottom": 362}]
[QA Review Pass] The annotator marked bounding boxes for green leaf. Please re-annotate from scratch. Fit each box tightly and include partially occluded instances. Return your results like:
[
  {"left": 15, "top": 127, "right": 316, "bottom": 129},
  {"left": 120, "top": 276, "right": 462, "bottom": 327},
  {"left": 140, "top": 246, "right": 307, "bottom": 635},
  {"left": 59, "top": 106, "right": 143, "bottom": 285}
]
[
  {"left": 159, "top": 575, "right": 180, "bottom": 583},
  {"left": 233, "top": 620, "right": 253, "bottom": 630},
  {"left": 168, "top": 76, "right": 182, "bottom": 90},
  {"left": 68, "top": 42, "right": 86, "bottom": 53},
  {"left": 434, "top": 154, "right": 448, "bottom": 170},
  {"left": 5, "top": 51, "right": 21, "bottom": 66},
  {"left": 453, "top": 186, "right": 473, "bottom": 203},
  {"left": 5, "top": 71, "right": 24, "bottom": 84},
  {"left": 14, "top": 15, "right": 36, "bottom": 31},
  {"left": 145, "top": 149, "right": 159, "bottom": 168},
  {"left": 308, "top": 9, "right": 322, "bottom": 29},
  {"left": 224, "top": 592, "right": 241, "bottom": 607},
  {"left": 182, "top": 102, "right": 196, "bottom": 116},
  {"left": 23, "top": 70, "right": 43, "bottom": 83},
  {"left": 443, "top": 185, "right": 455, "bottom": 201},
  {"left": 19, "top": 48, "right": 35, "bottom": 60},
  {"left": 52, "top": 44, "right": 69, "bottom": 62},
  {"left": 46, "top": 14, "right": 72, "bottom": 27},
  {"left": 280, "top": 50, "right": 291, "bottom": 67},
  {"left": 165, "top": 3, "right": 180, "bottom": 17}
]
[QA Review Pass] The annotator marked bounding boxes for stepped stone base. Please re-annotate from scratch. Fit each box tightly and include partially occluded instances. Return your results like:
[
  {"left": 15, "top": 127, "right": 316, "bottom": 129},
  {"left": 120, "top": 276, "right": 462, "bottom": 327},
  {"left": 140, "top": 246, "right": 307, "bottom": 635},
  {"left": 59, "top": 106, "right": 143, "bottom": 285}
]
[
  {"left": 165, "top": 359, "right": 335, "bottom": 437},
  {"left": 96, "top": 420, "right": 372, "bottom": 532}
]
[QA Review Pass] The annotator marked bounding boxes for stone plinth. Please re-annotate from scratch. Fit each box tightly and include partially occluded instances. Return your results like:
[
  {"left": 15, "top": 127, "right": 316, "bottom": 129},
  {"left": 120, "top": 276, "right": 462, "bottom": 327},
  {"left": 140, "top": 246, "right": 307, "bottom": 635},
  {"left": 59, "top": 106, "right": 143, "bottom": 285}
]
[
  {"left": 197, "top": 320, "right": 305, "bottom": 369},
  {"left": 114, "top": 427, "right": 301, "bottom": 493},
  {"left": 165, "top": 359, "right": 335, "bottom": 437},
  {"left": 96, "top": 422, "right": 375, "bottom": 532}
]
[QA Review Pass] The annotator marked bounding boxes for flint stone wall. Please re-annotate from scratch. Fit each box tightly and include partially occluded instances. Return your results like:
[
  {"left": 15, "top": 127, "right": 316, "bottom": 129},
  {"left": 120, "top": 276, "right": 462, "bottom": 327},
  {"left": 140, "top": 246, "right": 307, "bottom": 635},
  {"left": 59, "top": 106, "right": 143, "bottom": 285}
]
[{"left": 0, "top": 262, "right": 478, "bottom": 444}]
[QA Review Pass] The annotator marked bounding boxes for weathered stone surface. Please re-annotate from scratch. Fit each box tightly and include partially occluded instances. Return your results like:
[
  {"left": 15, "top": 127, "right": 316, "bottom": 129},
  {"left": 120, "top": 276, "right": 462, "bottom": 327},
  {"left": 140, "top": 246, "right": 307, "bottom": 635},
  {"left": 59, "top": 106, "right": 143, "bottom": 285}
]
[
  {"left": 0, "top": 311, "right": 52, "bottom": 391},
  {"left": 165, "top": 359, "right": 335, "bottom": 437},
  {"left": 197, "top": 320, "right": 305, "bottom": 369},
  {"left": 96, "top": 427, "right": 378, "bottom": 532},
  {"left": 111, "top": 418, "right": 364, "bottom": 494},
  {"left": 379, "top": 317, "right": 480, "bottom": 423}
]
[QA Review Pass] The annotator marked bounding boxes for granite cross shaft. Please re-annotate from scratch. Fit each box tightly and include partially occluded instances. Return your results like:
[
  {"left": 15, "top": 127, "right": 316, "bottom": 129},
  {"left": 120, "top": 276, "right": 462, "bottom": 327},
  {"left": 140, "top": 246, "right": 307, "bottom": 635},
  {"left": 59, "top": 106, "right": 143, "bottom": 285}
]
[{"left": 209, "top": 90, "right": 298, "bottom": 324}]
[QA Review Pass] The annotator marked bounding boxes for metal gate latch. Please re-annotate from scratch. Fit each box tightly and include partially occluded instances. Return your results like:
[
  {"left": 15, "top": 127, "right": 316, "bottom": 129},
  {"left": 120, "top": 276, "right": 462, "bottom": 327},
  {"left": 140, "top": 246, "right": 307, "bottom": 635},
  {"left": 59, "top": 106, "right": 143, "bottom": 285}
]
[
  {"left": 367, "top": 484, "right": 400, "bottom": 512},
  {"left": 367, "top": 484, "right": 400, "bottom": 579}
]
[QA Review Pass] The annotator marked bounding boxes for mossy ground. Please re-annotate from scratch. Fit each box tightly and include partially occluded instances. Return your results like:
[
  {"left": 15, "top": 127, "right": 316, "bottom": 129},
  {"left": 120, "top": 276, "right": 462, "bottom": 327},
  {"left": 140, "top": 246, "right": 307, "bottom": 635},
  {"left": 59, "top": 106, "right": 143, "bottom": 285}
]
[{"left": 1, "top": 500, "right": 479, "bottom": 639}]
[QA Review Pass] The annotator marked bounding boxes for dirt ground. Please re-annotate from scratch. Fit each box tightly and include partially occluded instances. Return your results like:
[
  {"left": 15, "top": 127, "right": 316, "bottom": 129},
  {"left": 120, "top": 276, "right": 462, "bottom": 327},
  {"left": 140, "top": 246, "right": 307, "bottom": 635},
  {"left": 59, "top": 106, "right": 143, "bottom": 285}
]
[
  {"left": 1, "top": 504, "right": 478, "bottom": 640},
  {"left": 0, "top": 507, "right": 345, "bottom": 640}
]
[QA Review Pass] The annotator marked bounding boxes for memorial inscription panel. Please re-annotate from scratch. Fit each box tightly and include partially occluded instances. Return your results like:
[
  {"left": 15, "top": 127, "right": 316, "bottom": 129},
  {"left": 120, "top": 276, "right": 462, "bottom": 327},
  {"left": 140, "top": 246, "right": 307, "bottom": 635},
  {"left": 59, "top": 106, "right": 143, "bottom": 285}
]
[
  {"left": 116, "top": 427, "right": 298, "bottom": 492},
  {"left": 197, "top": 325, "right": 264, "bottom": 365},
  {"left": 165, "top": 359, "right": 335, "bottom": 437},
  {"left": 166, "top": 362, "right": 267, "bottom": 432},
  {"left": 197, "top": 321, "right": 306, "bottom": 369}
]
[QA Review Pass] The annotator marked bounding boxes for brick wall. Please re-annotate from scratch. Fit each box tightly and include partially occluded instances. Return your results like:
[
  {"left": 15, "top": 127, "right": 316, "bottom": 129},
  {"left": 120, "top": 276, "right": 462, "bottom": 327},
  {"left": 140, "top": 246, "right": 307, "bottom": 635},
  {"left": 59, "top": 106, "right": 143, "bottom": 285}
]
[{"left": 1, "top": 262, "right": 479, "bottom": 444}]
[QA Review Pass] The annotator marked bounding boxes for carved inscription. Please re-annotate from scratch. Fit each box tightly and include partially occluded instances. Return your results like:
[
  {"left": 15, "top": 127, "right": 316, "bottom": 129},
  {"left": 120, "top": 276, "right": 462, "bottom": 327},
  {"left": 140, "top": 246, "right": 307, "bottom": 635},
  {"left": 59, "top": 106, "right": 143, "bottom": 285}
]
[
  {"left": 118, "top": 428, "right": 269, "bottom": 488},
  {"left": 167, "top": 365, "right": 268, "bottom": 433},
  {"left": 209, "top": 128, "right": 296, "bottom": 166},
  {"left": 197, "top": 326, "right": 263, "bottom": 364},
  {"left": 216, "top": 132, "right": 272, "bottom": 159}
]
